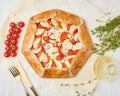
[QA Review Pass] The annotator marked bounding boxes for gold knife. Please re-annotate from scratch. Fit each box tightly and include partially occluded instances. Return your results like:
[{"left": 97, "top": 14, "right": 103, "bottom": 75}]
[{"left": 16, "top": 61, "right": 39, "bottom": 96}]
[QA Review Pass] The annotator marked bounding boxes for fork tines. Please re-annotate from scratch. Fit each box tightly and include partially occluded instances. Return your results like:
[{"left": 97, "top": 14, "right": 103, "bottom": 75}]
[{"left": 9, "top": 66, "right": 20, "bottom": 77}]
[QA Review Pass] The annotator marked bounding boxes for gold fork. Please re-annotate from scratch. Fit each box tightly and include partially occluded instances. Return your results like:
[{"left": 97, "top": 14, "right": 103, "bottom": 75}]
[{"left": 9, "top": 66, "right": 30, "bottom": 96}]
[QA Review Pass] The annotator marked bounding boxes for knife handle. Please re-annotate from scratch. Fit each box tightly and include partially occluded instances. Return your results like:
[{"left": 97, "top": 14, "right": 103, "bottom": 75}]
[{"left": 30, "top": 85, "right": 39, "bottom": 96}]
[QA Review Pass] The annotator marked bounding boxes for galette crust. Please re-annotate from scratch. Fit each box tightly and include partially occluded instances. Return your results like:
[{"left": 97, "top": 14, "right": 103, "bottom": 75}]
[{"left": 22, "top": 9, "right": 93, "bottom": 78}]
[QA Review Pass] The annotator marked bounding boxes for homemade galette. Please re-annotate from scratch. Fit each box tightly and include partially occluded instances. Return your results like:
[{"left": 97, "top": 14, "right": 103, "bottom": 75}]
[{"left": 22, "top": 9, "right": 93, "bottom": 78}]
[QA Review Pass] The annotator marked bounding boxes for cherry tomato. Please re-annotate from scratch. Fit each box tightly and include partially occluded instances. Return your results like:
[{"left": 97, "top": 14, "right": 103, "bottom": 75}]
[
  {"left": 68, "top": 49, "right": 74, "bottom": 55},
  {"left": 4, "top": 40, "right": 10, "bottom": 45},
  {"left": 9, "top": 22, "right": 16, "bottom": 28},
  {"left": 11, "top": 45, "right": 18, "bottom": 51},
  {"left": 11, "top": 39, "right": 18, "bottom": 45},
  {"left": 4, "top": 52, "right": 10, "bottom": 57},
  {"left": 47, "top": 18, "right": 54, "bottom": 26},
  {"left": 9, "top": 28, "right": 14, "bottom": 34},
  {"left": 43, "top": 36, "right": 49, "bottom": 42},
  {"left": 70, "top": 39, "right": 77, "bottom": 45},
  {"left": 7, "top": 34, "right": 12, "bottom": 40},
  {"left": 5, "top": 46, "right": 11, "bottom": 52},
  {"left": 18, "top": 21, "right": 25, "bottom": 27},
  {"left": 15, "top": 27, "right": 21, "bottom": 33},
  {"left": 56, "top": 55, "right": 63, "bottom": 60},
  {"left": 12, "top": 33, "right": 19, "bottom": 39},
  {"left": 10, "top": 51, "right": 17, "bottom": 57},
  {"left": 60, "top": 32, "right": 68, "bottom": 42}
]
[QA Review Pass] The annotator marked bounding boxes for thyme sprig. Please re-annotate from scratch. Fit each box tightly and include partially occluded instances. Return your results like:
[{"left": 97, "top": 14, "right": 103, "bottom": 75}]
[{"left": 92, "top": 16, "right": 120, "bottom": 55}]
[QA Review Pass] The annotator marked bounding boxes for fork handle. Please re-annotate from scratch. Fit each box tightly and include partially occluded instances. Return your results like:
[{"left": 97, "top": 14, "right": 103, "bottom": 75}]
[{"left": 20, "top": 78, "right": 30, "bottom": 96}]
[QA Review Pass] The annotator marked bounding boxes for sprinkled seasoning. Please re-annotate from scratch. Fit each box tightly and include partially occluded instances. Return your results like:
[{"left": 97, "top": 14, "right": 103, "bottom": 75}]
[
  {"left": 92, "top": 15, "right": 120, "bottom": 55},
  {"left": 60, "top": 78, "right": 97, "bottom": 96}
]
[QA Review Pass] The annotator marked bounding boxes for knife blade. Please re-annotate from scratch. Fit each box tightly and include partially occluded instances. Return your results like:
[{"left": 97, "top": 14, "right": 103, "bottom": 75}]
[{"left": 16, "top": 61, "right": 39, "bottom": 96}]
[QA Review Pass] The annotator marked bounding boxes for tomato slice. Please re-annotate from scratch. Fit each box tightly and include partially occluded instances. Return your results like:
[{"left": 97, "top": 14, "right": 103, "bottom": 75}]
[
  {"left": 68, "top": 49, "right": 74, "bottom": 55},
  {"left": 56, "top": 55, "right": 64, "bottom": 61},
  {"left": 37, "top": 23, "right": 46, "bottom": 29},
  {"left": 62, "top": 63, "right": 67, "bottom": 68},
  {"left": 43, "top": 36, "right": 50, "bottom": 42},
  {"left": 68, "top": 58, "right": 73, "bottom": 63},
  {"left": 67, "top": 24, "right": 72, "bottom": 31},
  {"left": 74, "top": 49, "right": 79, "bottom": 54},
  {"left": 73, "top": 29, "right": 78, "bottom": 35},
  {"left": 51, "top": 61, "right": 57, "bottom": 67},
  {"left": 60, "top": 32, "right": 68, "bottom": 42},
  {"left": 47, "top": 18, "right": 54, "bottom": 26},
  {"left": 70, "top": 39, "right": 77, "bottom": 45}
]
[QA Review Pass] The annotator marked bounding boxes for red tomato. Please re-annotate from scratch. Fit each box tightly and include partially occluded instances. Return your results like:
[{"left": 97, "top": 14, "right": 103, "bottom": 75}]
[
  {"left": 4, "top": 52, "right": 10, "bottom": 57},
  {"left": 10, "top": 51, "right": 17, "bottom": 57},
  {"left": 68, "top": 58, "right": 73, "bottom": 63},
  {"left": 9, "top": 22, "right": 16, "bottom": 28},
  {"left": 62, "top": 63, "right": 67, "bottom": 68},
  {"left": 43, "top": 36, "right": 49, "bottom": 42},
  {"left": 15, "top": 27, "right": 21, "bottom": 33},
  {"left": 74, "top": 50, "right": 79, "bottom": 54},
  {"left": 4, "top": 40, "right": 10, "bottom": 45},
  {"left": 12, "top": 33, "right": 19, "bottom": 39},
  {"left": 60, "top": 32, "right": 68, "bottom": 42},
  {"left": 51, "top": 61, "right": 57, "bottom": 67},
  {"left": 70, "top": 39, "right": 77, "bottom": 45},
  {"left": 11, "top": 45, "right": 18, "bottom": 51},
  {"left": 9, "top": 28, "right": 14, "bottom": 34},
  {"left": 47, "top": 18, "right": 54, "bottom": 26},
  {"left": 67, "top": 24, "right": 72, "bottom": 31},
  {"left": 68, "top": 49, "right": 74, "bottom": 55},
  {"left": 7, "top": 34, "right": 12, "bottom": 40},
  {"left": 56, "top": 55, "right": 63, "bottom": 61},
  {"left": 11, "top": 39, "right": 18, "bottom": 45},
  {"left": 5, "top": 46, "right": 11, "bottom": 52},
  {"left": 73, "top": 29, "right": 78, "bottom": 35},
  {"left": 37, "top": 23, "right": 46, "bottom": 29},
  {"left": 18, "top": 21, "right": 25, "bottom": 27}
]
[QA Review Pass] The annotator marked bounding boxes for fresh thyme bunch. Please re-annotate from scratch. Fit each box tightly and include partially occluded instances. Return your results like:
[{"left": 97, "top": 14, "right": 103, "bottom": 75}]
[{"left": 92, "top": 16, "right": 120, "bottom": 55}]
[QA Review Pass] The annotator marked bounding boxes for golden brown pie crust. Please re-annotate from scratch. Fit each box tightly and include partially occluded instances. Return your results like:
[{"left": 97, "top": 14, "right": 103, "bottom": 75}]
[{"left": 21, "top": 9, "right": 93, "bottom": 78}]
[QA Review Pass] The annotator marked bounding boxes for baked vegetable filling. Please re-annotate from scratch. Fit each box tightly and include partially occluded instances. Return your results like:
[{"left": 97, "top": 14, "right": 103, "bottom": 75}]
[{"left": 31, "top": 18, "right": 83, "bottom": 68}]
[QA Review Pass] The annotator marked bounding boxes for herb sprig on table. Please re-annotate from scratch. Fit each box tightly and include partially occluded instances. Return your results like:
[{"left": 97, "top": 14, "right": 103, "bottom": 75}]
[{"left": 92, "top": 15, "right": 120, "bottom": 55}]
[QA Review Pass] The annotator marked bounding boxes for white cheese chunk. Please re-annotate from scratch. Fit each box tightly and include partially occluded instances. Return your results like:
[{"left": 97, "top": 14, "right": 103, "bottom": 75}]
[
  {"left": 73, "top": 42, "right": 83, "bottom": 50},
  {"left": 47, "top": 47, "right": 58, "bottom": 60},
  {"left": 69, "top": 25, "right": 77, "bottom": 35},
  {"left": 54, "top": 60, "right": 62, "bottom": 68},
  {"left": 36, "top": 29, "right": 44, "bottom": 36},
  {"left": 74, "top": 32, "right": 80, "bottom": 41},
  {"left": 45, "top": 59, "right": 52, "bottom": 68},
  {"left": 51, "top": 18, "right": 58, "bottom": 27},
  {"left": 40, "top": 21, "right": 50, "bottom": 27},
  {"left": 32, "top": 47, "right": 41, "bottom": 54},
  {"left": 61, "top": 23, "right": 67, "bottom": 31},
  {"left": 62, "top": 39, "right": 73, "bottom": 55},
  {"left": 33, "top": 38, "right": 41, "bottom": 49}
]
